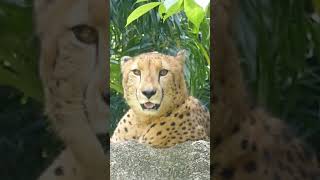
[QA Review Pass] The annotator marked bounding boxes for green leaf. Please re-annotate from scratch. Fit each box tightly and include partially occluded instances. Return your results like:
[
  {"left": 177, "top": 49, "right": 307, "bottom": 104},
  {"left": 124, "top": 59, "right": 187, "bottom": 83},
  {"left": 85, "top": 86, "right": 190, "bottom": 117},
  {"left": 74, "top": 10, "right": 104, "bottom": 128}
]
[
  {"left": 126, "top": 2, "right": 161, "bottom": 27},
  {"left": 193, "top": 0, "right": 210, "bottom": 10},
  {"left": 111, "top": 82, "right": 123, "bottom": 94},
  {"left": 158, "top": 3, "right": 166, "bottom": 19},
  {"left": 162, "top": 0, "right": 183, "bottom": 20},
  {"left": 184, "top": 0, "right": 206, "bottom": 33},
  {"left": 163, "top": 0, "right": 179, "bottom": 10},
  {"left": 198, "top": 43, "right": 210, "bottom": 65}
]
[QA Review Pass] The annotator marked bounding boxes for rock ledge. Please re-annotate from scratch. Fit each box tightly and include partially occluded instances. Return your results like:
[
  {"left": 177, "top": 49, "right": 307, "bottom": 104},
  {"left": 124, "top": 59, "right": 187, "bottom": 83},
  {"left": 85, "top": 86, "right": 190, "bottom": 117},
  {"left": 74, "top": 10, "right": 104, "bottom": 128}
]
[{"left": 111, "top": 140, "right": 210, "bottom": 180}]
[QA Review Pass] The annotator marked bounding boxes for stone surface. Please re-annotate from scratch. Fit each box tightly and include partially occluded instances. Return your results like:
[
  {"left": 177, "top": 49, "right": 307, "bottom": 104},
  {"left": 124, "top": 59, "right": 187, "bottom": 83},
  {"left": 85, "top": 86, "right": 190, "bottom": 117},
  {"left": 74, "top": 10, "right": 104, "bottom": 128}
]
[{"left": 110, "top": 140, "right": 210, "bottom": 180}]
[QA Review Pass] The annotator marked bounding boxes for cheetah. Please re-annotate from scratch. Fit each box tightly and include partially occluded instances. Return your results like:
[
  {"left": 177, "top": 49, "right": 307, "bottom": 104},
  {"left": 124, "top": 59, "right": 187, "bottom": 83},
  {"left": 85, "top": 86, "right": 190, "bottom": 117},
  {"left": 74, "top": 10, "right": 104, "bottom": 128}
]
[
  {"left": 212, "top": 0, "right": 320, "bottom": 179},
  {"left": 34, "top": 0, "right": 109, "bottom": 179},
  {"left": 110, "top": 51, "right": 210, "bottom": 148}
]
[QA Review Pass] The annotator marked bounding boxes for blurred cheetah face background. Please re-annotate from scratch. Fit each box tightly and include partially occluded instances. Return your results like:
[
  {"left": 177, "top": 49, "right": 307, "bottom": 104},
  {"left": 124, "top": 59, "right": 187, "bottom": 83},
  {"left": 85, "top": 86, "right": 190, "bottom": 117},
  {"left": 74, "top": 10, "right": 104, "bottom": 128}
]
[
  {"left": 35, "top": 0, "right": 109, "bottom": 133},
  {"left": 121, "top": 52, "right": 188, "bottom": 118}
]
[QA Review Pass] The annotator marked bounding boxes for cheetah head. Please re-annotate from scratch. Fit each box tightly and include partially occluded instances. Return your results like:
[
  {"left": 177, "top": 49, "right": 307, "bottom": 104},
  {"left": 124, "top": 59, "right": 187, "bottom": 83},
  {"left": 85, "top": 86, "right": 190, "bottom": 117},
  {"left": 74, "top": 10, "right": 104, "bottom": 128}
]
[
  {"left": 121, "top": 51, "right": 188, "bottom": 117},
  {"left": 34, "top": 0, "right": 109, "bottom": 134}
]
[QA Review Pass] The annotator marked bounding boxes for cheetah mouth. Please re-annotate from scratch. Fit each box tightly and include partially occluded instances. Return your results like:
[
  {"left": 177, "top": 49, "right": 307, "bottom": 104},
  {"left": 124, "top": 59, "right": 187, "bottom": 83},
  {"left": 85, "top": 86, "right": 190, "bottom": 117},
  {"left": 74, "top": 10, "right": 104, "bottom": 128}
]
[{"left": 141, "top": 102, "right": 160, "bottom": 110}]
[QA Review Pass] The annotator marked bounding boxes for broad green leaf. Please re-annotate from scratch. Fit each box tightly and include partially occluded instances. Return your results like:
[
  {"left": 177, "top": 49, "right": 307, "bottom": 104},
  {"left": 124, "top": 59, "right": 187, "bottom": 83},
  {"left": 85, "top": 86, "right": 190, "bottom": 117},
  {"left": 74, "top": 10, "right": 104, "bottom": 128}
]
[
  {"left": 194, "top": 0, "right": 210, "bottom": 10},
  {"left": 162, "top": 0, "right": 183, "bottom": 20},
  {"left": 163, "top": 0, "right": 178, "bottom": 10},
  {"left": 184, "top": 0, "right": 206, "bottom": 33},
  {"left": 126, "top": 2, "right": 161, "bottom": 27}
]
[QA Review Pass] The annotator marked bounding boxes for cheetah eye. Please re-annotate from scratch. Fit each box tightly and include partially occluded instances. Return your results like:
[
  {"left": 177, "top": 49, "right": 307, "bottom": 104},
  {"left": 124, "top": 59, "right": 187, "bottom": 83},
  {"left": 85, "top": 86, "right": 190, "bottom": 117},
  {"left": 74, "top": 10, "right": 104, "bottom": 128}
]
[
  {"left": 132, "top": 69, "right": 141, "bottom": 76},
  {"left": 159, "top": 69, "right": 168, "bottom": 76},
  {"left": 71, "top": 25, "right": 98, "bottom": 44}
]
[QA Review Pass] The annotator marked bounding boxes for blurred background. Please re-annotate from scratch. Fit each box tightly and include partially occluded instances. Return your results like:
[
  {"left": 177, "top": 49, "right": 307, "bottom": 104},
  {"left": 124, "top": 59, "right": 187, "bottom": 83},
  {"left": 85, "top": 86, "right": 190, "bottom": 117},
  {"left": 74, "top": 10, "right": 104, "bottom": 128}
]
[
  {"left": 235, "top": 0, "right": 320, "bottom": 153},
  {"left": 0, "top": 0, "right": 319, "bottom": 179},
  {"left": 0, "top": 0, "right": 62, "bottom": 179}
]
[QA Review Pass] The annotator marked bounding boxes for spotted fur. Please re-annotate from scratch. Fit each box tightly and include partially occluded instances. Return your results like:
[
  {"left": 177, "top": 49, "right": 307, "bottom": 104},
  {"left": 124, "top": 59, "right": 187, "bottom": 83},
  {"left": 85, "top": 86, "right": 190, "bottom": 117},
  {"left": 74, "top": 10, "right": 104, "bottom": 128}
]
[{"left": 111, "top": 51, "right": 210, "bottom": 148}]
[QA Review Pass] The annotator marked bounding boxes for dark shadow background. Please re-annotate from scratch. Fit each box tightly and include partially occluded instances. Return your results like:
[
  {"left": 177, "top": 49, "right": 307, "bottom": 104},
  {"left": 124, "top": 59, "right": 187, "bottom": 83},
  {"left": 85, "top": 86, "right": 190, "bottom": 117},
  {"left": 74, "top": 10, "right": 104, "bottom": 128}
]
[
  {"left": 235, "top": 0, "right": 320, "bottom": 153},
  {"left": 0, "top": 1, "right": 62, "bottom": 179}
]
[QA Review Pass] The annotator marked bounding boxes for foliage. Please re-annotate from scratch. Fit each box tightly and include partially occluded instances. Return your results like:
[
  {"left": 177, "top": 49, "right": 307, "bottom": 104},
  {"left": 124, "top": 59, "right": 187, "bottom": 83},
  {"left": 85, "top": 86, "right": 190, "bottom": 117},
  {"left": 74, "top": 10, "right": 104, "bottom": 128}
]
[
  {"left": 237, "top": 0, "right": 320, "bottom": 150},
  {"left": 0, "top": 86, "right": 62, "bottom": 180},
  {"left": 0, "top": 0, "right": 42, "bottom": 103},
  {"left": 109, "top": 90, "right": 129, "bottom": 133},
  {"left": 111, "top": 0, "right": 210, "bottom": 99},
  {"left": 126, "top": 2, "right": 161, "bottom": 26},
  {"left": 0, "top": 1, "right": 60, "bottom": 179},
  {"left": 126, "top": 0, "right": 210, "bottom": 33}
]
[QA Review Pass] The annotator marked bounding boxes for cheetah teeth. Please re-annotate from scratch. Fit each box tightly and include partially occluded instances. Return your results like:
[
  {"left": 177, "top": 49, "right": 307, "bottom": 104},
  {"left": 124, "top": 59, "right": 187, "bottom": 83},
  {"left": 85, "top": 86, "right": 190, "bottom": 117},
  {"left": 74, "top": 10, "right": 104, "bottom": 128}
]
[{"left": 141, "top": 102, "right": 160, "bottom": 110}]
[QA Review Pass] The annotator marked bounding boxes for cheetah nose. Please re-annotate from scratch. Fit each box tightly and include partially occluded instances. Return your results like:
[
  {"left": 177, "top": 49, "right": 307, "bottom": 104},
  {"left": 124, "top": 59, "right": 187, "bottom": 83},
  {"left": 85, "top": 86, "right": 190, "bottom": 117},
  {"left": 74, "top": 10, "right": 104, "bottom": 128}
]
[{"left": 142, "top": 89, "right": 157, "bottom": 99}]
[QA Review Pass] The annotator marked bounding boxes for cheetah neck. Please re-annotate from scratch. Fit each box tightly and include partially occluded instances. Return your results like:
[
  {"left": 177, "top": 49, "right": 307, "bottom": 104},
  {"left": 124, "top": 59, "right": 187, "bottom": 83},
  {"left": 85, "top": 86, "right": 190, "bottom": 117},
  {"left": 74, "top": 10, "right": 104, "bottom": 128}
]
[{"left": 212, "top": 0, "right": 251, "bottom": 138}]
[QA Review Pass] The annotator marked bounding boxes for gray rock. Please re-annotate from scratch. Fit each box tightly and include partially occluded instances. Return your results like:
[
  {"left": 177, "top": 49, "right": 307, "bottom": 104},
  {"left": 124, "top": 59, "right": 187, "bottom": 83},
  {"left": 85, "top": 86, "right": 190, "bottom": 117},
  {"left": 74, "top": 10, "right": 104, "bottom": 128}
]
[{"left": 110, "top": 140, "right": 210, "bottom": 180}]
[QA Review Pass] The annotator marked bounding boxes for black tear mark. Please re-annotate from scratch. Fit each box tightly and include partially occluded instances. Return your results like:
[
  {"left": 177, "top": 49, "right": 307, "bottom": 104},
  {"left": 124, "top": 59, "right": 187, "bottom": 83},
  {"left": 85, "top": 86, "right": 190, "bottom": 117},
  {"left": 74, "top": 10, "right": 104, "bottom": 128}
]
[{"left": 82, "top": 85, "right": 90, "bottom": 123}]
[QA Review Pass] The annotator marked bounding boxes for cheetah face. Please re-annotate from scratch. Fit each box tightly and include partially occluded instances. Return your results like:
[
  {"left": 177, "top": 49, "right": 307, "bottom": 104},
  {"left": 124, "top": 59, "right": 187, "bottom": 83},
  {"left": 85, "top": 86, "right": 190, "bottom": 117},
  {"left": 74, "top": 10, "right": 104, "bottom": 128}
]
[
  {"left": 35, "top": 0, "right": 109, "bottom": 134},
  {"left": 121, "top": 51, "right": 188, "bottom": 117}
]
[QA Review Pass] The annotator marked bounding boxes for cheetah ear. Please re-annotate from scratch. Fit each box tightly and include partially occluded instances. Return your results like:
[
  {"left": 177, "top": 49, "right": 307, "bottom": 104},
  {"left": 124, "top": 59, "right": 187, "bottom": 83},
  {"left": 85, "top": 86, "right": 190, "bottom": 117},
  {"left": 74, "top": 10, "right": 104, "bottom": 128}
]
[
  {"left": 120, "top": 56, "right": 132, "bottom": 69},
  {"left": 176, "top": 50, "right": 186, "bottom": 64}
]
